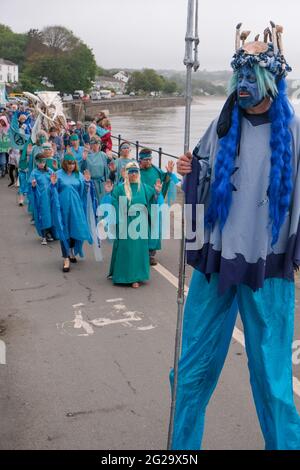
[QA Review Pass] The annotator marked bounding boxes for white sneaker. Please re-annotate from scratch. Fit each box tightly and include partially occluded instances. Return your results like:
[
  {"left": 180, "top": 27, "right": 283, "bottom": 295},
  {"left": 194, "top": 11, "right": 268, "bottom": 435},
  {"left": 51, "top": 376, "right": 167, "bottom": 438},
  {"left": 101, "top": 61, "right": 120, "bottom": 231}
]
[{"left": 41, "top": 238, "right": 47, "bottom": 245}]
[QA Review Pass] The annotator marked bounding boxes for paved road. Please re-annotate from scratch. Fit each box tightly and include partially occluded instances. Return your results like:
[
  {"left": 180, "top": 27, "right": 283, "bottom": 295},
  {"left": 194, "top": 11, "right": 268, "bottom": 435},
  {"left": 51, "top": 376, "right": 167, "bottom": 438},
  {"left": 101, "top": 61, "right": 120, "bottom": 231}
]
[{"left": 0, "top": 178, "right": 299, "bottom": 450}]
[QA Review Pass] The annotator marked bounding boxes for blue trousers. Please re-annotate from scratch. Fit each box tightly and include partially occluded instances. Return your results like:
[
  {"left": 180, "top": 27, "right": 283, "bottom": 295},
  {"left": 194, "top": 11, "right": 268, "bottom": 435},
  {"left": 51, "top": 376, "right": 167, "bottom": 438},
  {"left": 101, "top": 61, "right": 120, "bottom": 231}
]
[
  {"left": 170, "top": 271, "right": 300, "bottom": 450},
  {"left": 0, "top": 152, "right": 7, "bottom": 173}
]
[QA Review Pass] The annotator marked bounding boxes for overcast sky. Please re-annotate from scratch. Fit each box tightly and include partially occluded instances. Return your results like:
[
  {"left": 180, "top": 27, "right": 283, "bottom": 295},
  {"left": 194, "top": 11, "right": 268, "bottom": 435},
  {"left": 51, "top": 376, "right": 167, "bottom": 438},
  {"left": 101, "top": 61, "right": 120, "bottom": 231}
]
[{"left": 2, "top": 0, "right": 300, "bottom": 77}]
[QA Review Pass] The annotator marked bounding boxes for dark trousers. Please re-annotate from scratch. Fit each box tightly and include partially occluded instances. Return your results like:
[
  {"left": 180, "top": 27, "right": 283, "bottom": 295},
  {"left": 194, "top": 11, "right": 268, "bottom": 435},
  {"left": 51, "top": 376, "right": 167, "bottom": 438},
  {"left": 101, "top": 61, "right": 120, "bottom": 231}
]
[
  {"left": 9, "top": 164, "right": 18, "bottom": 184},
  {"left": 60, "top": 238, "right": 75, "bottom": 258},
  {"left": 41, "top": 228, "right": 52, "bottom": 238}
]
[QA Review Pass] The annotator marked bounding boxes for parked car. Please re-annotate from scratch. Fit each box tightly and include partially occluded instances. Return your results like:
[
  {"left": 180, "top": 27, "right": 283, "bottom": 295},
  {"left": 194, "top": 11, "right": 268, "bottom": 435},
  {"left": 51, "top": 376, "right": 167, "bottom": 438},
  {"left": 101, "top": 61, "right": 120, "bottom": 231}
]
[
  {"left": 90, "top": 90, "right": 101, "bottom": 101},
  {"left": 73, "top": 90, "right": 84, "bottom": 100},
  {"left": 100, "top": 90, "right": 112, "bottom": 100},
  {"left": 62, "top": 94, "right": 73, "bottom": 102}
]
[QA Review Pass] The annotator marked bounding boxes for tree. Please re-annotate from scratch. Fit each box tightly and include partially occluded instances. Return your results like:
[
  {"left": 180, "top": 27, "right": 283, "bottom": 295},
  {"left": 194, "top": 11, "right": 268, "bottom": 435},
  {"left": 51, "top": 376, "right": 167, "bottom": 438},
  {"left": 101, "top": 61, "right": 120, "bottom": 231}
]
[
  {"left": 126, "top": 69, "right": 165, "bottom": 94},
  {"left": 25, "top": 29, "right": 49, "bottom": 60},
  {"left": 65, "top": 43, "right": 97, "bottom": 92},
  {"left": 22, "top": 41, "right": 97, "bottom": 93},
  {"left": 0, "top": 24, "right": 27, "bottom": 67},
  {"left": 97, "top": 66, "right": 107, "bottom": 76},
  {"left": 126, "top": 71, "right": 146, "bottom": 93},
  {"left": 19, "top": 70, "right": 42, "bottom": 93},
  {"left": 126, "top": 69, "right": 180, "bottom": 95},
  {"left": 0, "top": 23, "right": 97, "bottom": 93},
  {"left": 142, "top": 69, "right": 164, "bottom": 92},
  {"left": 41, "top": 26, "right": 79, "bottom": 52},
  {"left": 163, "top": 80, "right": 178, "bottom": 94}
]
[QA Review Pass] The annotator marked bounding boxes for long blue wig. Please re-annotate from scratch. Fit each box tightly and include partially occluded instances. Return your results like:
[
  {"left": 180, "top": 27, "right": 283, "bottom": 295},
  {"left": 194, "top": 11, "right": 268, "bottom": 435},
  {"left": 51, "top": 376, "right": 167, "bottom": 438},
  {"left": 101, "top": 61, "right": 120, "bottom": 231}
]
[{"left": 205, "top": 71, "right": 294, "bottom": 246}]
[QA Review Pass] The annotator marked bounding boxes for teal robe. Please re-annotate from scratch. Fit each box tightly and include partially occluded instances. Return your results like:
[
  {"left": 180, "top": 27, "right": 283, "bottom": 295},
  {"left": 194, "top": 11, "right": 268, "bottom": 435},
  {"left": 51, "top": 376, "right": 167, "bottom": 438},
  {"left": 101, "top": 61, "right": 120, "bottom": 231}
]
[
  {"left": 81, "top": 151, "right": 109, "bottom": 204},
  {"left": 109, "top": 182, "right": 156, "bottom": 284},
  {"left": 68, "top": 146, "right": 84, "bottom": 167},
  {"left": 114, "top": 157, "right": 136, "bottom": 183},
  {"left": 140, "top": 165, "right": 171, "bottom": 251}
]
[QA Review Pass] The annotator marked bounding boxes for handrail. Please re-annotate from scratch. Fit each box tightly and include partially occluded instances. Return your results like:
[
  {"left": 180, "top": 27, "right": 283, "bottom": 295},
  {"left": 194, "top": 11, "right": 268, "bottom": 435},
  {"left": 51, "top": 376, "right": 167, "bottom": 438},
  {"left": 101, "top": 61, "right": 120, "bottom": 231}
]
[{"left": 111, "top": 134, "right": 179, "bottom": 169}]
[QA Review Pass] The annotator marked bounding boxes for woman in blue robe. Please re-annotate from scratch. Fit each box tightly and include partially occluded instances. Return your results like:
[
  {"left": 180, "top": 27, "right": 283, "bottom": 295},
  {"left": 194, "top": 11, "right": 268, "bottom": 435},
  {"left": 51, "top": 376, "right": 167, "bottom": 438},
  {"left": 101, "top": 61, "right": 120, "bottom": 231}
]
[
  {"left": 27, "top": 131, "right": 49, "bottom": 217},
  {"left": 50, "top": 154, "right": 93, "bottom": 272},
  {"left": 29, "top": 154, "right": 55, "bottom": 245},
  {"left": 67, "top": 134, "right": 85, "bottom": 168},
  {"left": 81, "top": 137, "right": 109, "bottom": 204}
]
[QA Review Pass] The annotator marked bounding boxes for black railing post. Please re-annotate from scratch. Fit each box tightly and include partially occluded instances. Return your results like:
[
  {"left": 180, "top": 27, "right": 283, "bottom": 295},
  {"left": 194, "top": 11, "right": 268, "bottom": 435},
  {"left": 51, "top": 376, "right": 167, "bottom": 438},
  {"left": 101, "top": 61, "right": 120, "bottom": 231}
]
[
  {"left": 158, "top": 147, "right": 162, "bottom": 169},
  {"left": 118, "top": 134, "right": 121, "bottom": 156},
  {"left": 136, "top": 141, "right": 139, "bottom": 161}
]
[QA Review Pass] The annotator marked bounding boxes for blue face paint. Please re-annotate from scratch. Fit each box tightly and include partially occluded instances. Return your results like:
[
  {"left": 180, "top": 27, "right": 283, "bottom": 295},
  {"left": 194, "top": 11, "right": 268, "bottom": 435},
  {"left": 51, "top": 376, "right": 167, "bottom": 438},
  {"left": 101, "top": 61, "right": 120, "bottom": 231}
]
[{"left": 237, "top": 65, "right": 263, "bottom": 109}]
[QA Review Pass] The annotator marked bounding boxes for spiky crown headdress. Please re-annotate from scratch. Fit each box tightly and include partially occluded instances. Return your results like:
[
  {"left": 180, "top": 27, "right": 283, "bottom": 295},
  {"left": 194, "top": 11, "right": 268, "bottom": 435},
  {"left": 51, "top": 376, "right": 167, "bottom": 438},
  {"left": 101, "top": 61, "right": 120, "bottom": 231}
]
[{"left": 231, "top": 21, "right": 291, "bottom": 77}]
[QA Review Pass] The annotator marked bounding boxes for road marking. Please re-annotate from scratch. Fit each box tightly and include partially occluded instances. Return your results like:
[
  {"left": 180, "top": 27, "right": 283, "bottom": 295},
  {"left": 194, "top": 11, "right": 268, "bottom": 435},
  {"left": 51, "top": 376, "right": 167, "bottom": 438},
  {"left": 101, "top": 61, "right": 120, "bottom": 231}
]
[
  {"left": 137, "top": 325, "right": 156, "bottom": 331},
  {"left": 154, "top": 263, "right": 300, "bottom": 398},
  {"left": 154, "top": 263, "right": 189, "bottom": 295},
  {"left": 90, "top": 311, "right": 144, "bottom": 328},
  {"left": 58, "top": 303, "right": 94, "bottom": 337},
  {"left": 0, "top": 340, "right": 6, "bottom": 365},
  {"left": 293, "top": 377, "right": 300, "bottom": 397},
  {"left": 113, "top": 304, "right": 127, "bottom": 311},
  {"left": 58, "top": 300, "right": 156, "bottom": 336}
]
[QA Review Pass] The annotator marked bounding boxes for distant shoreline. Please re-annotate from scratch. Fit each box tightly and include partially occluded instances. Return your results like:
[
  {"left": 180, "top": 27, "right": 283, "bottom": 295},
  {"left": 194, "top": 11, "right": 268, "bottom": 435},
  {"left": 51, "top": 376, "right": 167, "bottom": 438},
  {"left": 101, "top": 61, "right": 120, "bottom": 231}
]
[{"left": 193, "top": 95, "right": 226, "bottom": 104}]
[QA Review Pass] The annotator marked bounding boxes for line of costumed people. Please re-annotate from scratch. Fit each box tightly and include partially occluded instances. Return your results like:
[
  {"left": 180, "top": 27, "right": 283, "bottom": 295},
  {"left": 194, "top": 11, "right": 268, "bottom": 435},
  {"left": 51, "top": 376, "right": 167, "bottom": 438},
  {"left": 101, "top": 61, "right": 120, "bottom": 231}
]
[
  {"left": 12, "top": 113, "right": 178, "bottom": 287},
  {"left": 173, "top": 23, "right": 300, "bottom": 450}
]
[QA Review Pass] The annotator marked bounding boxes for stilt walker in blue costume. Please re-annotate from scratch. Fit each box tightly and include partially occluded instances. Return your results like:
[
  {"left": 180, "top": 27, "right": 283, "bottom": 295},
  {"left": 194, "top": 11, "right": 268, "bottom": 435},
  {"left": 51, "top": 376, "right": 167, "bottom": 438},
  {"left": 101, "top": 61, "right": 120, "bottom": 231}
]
[{"left": 171, "top": 21, "right": 300, "bottom": 450}]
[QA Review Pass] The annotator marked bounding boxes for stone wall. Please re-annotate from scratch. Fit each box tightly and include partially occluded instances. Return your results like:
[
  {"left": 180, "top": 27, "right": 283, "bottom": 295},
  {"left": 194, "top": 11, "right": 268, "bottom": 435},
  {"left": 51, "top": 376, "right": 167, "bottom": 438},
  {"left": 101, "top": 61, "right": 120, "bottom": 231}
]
[{"left": 64, "top": 96, "right": 185, "bottom": 121}]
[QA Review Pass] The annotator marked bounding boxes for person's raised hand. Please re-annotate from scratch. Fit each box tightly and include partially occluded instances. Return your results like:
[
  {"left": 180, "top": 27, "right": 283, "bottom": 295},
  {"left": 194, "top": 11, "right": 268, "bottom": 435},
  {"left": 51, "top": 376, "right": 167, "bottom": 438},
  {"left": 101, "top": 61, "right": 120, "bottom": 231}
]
[
  {"left": 50, "top": 173, "right": 57, "bottom": 185},
  {"left": 104, "top": 180, "right": 113, "bottom": 193},
  {"left": 166, "top": 160, "right": 175, "bottom": 173},
  {"left": 84, "top": 169, "right": 91, "bottom": 182},
  {"left": 109, "top": 161, "right": 116, "bottom": 172},
  {"left": 154, "top": 179, "right": 162, "bottom": 193}
]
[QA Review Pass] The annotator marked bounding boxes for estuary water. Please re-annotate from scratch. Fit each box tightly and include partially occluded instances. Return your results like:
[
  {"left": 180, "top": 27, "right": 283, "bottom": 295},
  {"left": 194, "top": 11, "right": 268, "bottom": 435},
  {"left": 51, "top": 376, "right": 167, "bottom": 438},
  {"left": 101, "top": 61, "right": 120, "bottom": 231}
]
[{"left": 111, "top": 97, "right": 300, "bottom": 168}]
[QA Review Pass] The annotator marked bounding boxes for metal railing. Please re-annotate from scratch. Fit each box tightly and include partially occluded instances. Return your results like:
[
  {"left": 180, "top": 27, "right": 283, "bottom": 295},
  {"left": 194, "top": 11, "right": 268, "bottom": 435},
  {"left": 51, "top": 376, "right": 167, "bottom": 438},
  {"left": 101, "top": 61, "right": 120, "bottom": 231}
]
[{"left": 111, "top": 134, "right": 179, "bottom": 169}]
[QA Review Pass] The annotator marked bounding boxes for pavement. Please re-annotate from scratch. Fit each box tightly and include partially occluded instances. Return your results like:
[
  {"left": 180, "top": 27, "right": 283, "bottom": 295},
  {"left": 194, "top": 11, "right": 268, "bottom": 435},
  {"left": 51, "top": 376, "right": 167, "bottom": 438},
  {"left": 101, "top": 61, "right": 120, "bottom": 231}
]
[{"left": 0, "top": 177, "right": 299, "bottom": 450}]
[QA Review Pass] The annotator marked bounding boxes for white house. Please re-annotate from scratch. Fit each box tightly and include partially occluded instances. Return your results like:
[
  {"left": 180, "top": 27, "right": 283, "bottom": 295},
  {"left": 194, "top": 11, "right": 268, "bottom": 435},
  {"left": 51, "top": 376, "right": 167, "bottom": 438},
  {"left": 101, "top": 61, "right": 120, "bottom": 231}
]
[
  {"left": 94, "top": 76, "right": 126, "bottom": 93},
  {"left": 0, "top": 59, "right": 19, "bottom": 84},
  {"left": 113, "top": 71, "right": 129, "bottom": 84}
]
